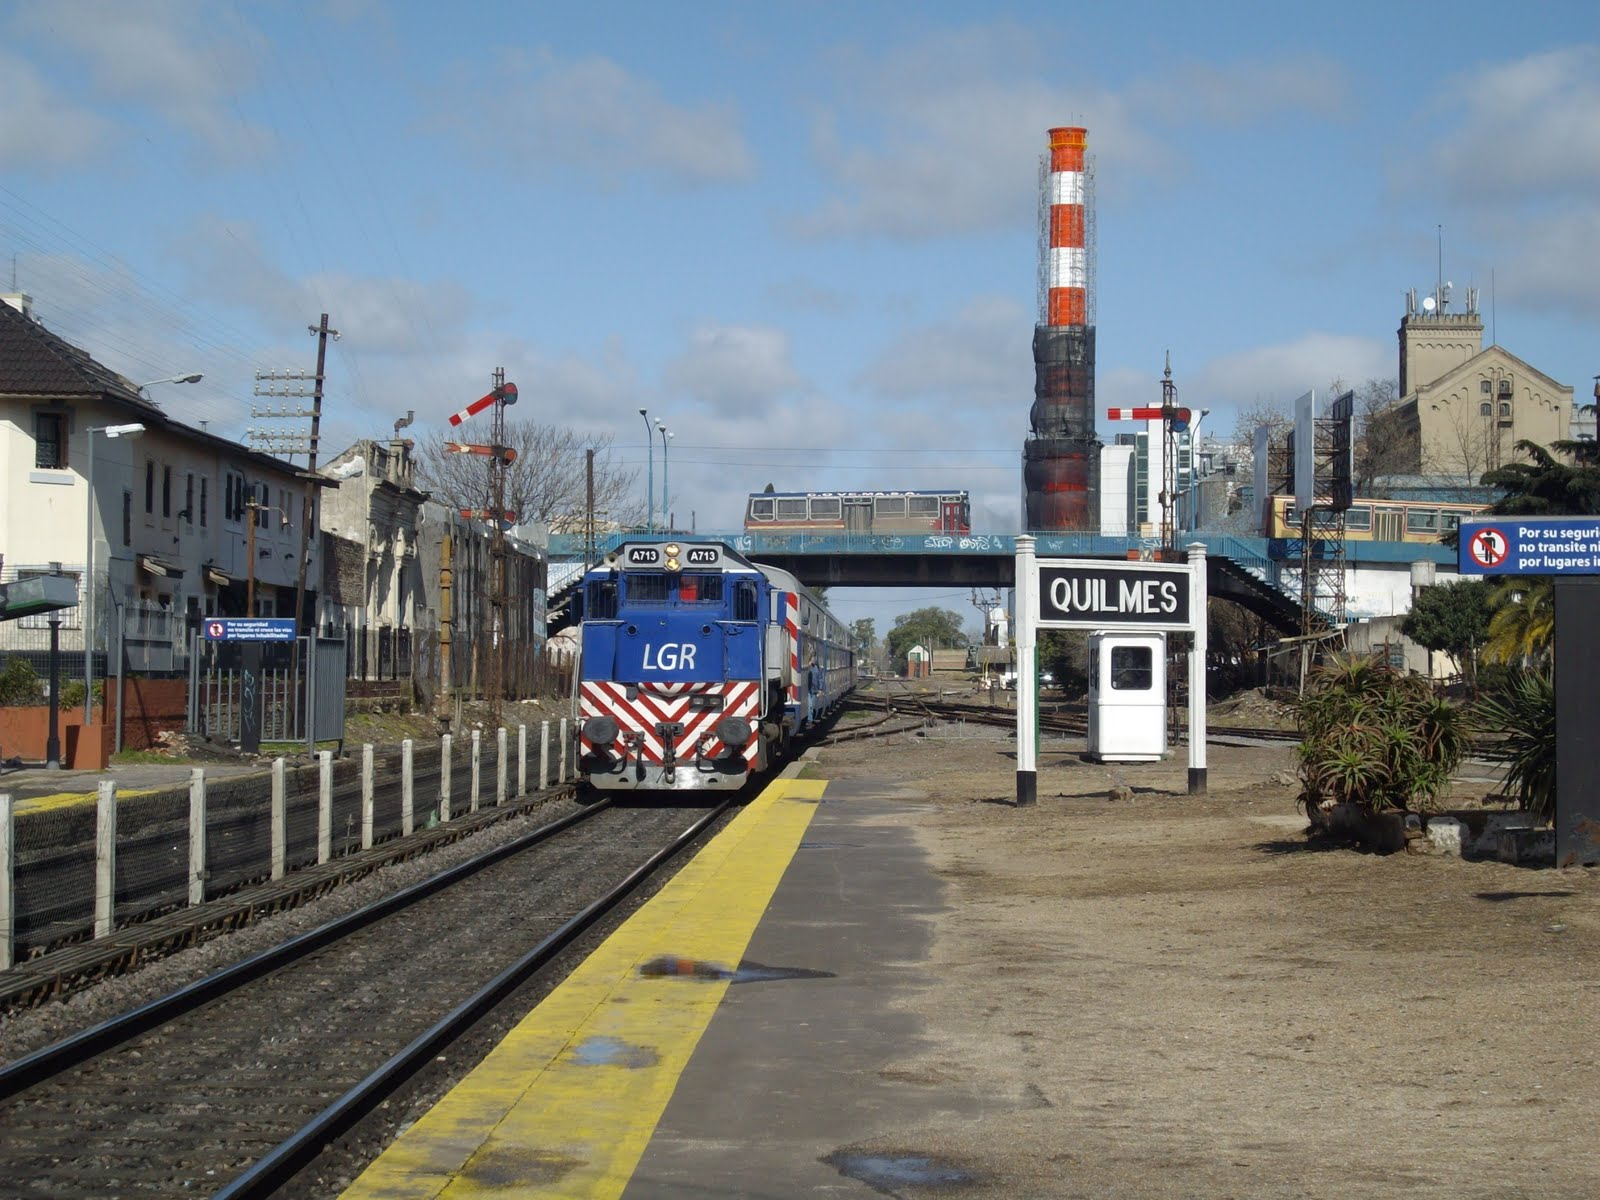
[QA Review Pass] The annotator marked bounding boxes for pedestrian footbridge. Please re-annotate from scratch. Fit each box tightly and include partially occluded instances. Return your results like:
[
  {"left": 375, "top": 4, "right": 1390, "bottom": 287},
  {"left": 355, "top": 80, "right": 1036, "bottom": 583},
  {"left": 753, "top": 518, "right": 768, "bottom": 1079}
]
[{"left": 545, "top": 531, "right": 1454, "bottom": 636}]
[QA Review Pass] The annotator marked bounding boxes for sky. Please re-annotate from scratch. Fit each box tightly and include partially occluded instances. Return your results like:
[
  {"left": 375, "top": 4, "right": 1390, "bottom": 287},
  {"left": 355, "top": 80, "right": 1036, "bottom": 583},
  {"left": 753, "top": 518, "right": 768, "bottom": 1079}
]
[{"left": 3, "top": 1, "right": 1597, "bottom": 639}]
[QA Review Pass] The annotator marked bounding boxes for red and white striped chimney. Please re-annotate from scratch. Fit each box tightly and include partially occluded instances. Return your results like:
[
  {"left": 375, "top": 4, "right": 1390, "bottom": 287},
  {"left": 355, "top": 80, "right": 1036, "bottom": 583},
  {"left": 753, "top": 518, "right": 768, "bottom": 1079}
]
[{"left": 1045, "top": 126, "right": 1088, "bottom": 328}]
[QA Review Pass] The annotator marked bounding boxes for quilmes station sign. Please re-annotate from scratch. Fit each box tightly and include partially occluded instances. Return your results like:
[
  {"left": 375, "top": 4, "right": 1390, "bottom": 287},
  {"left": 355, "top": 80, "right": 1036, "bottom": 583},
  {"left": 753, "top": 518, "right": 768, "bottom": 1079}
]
[
  {"left": 1037, "top": 560, "right": 1194, "bottom": 631},
  {"left": 1014, "top": 538, "right": 1210, "bottom": 807}
]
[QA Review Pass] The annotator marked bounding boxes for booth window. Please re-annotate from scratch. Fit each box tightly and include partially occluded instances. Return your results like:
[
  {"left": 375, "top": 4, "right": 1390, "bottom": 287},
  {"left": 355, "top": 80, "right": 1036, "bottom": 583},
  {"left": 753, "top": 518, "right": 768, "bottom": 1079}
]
[{"left": 1110, "top": 645, "right": 1153, "bottom": 691}]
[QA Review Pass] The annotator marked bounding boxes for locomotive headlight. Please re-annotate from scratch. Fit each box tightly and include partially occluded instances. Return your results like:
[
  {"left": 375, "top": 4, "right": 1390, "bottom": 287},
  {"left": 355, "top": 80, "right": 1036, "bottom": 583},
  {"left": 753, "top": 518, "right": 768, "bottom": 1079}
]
[
  {"left": 664, "top": 543, "right": 681, "bottom": 571},
  {"left": 583, "top": 714, "right": 620, "bottom": 745},
  {"left": 714, "top": 715, "right": 753, "bottom": 747}
]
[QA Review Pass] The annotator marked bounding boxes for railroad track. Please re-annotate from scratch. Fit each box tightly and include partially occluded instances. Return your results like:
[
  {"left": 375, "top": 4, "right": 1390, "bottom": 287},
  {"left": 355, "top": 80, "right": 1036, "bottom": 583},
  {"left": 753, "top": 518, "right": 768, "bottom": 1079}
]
[
  {"left": 843, "top": 692, "right": 1304, "bottom": 744},
  {"left": 0, "top": 795, "right": 737, "bottom": 1199}
]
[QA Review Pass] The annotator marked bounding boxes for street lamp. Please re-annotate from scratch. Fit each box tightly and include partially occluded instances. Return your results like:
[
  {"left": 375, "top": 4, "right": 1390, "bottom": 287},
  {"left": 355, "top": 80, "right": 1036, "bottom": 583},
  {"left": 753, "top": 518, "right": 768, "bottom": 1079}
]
[
  {"left": 656, "top": 419, "right": 673, "bottom": 532},
  {"left": 244, "top": 496, "right": 291, "bottom": 615},
  {"left": 83, "top": 422, "right": 146, "bottom": 725},
  {"left": 137, "top": 373, "right": 203, "bottom": 397},
  {"left": 639, "top": 408, "right": 654, "bottom": 533},
  {"left": 1186, "top": 408, "right": 1211, "bottom": 532}
]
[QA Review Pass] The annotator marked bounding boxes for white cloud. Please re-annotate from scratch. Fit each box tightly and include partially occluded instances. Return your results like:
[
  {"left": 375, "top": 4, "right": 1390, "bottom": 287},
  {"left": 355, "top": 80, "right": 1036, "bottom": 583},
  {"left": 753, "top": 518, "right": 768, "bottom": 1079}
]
[
  {"left": 792, "top": 27, "right": 1344, "bottom": 240},
  {"left": 857, "top": 294, "right": 1030, "bottom": 411},
  {"left": 12, "top": 0, "right": 266, "bottom": 159},
  {"left": 662, "top": 322, "right": 806, "bottom": 414},
  {"left": 428, "top": 48, "right": 753, "bottom": 186},
  {"left": 0, "top": 51, "right": 111, "bottom": 170},
  {"left": 1391, "top": 45, "right": 1600, "bottom": 322},
  {"left": 1181, "top": 333, "right": 1392, "bottom": 439},
  {"left": 1410, "top": 46, "right": 1600, "bottom": 200},
  {"left": 1127, "top": 56, "right": 1352, "bottom": 125}
]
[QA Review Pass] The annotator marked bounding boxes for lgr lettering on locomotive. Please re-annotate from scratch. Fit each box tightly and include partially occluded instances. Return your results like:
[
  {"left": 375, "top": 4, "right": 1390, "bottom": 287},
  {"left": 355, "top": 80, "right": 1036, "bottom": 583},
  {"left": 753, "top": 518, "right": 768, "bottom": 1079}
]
[
  {"left": 642, "top": 642, "right": 698, "bottom": 670},
  {"left": 1049, "top": 576, "right": 1180, "bottom": 614}
]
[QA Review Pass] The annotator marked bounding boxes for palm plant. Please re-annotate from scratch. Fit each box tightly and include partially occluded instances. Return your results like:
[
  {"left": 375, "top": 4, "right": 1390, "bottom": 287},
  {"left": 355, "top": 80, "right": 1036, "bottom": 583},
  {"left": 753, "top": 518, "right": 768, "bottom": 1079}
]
[
  {"left": 1296, "top": 653, "right": 1470, "bottom": 816},
  {"left": 1482, "top": 577, "right": 1554, "bottom": 666},
  {"left": 1475, "top": 667, "right": 1556, "bottom": 820}
]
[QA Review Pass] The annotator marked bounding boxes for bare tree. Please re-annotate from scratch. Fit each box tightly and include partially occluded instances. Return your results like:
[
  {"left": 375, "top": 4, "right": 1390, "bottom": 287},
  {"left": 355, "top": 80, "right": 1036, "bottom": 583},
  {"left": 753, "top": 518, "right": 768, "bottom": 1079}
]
[
  {"left": 1349, "top": 377, "right": 1411, "bottom": 493},
  {"left": 416, "top": 421, "right": 641, "bottom": 532}
]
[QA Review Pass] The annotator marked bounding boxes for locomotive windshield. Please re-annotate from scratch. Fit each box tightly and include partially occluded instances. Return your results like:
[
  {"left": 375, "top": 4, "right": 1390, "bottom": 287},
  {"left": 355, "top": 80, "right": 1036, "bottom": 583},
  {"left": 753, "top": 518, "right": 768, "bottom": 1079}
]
[
  {"left": 625, "top": 573, "right": 670, "bottom": 603},
  {"left": 676, "top": 573, "right": 724, "bottom": 603}
]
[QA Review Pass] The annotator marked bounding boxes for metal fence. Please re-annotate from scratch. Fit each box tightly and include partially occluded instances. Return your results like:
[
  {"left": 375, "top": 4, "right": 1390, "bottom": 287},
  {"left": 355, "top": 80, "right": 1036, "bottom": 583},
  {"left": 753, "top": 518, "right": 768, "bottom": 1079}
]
[
  {"left": 188, "top": 636, "right": 348, "bottom": 746},
  {"left": 0, "top": 720, "right": 577, "bottom": 969}
]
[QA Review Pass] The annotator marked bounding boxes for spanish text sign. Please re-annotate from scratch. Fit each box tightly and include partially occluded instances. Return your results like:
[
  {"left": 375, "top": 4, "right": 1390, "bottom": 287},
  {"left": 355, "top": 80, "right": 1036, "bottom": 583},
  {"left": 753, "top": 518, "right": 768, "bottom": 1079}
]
[
  {"left": 1037, "top": 561, "right": 1193, "bottom": 629},
  {"left": 204, "top": 617, "right": 298, "bottom": 641},
  {"left": 1458, "top": 517, "right": 1600, "bottom": 576}
]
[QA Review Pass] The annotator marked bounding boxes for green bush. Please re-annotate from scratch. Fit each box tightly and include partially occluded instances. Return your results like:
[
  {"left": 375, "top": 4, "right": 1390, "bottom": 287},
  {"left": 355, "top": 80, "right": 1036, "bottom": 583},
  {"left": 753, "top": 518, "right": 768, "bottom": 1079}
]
[
  {"left": 1296, "top": 653, "right": 1471, "bottom": 816},
  {"left": 0, "top": 657, "right": 44, "bottom": 706},
  {"left": 1474, "top": 667, "right": 1555, "bottom": 820},
  {"left": 58, "top": 678, "right": 106, "bottom": 708}
]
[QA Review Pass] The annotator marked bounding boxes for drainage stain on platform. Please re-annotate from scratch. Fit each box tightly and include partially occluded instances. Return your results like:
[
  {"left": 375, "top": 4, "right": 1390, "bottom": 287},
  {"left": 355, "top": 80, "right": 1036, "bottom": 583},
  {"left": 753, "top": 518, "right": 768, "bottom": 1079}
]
[
  {"left": 569, "top": 1035, "right": 659, "bottom": 1068},
  {"left": 638, "top": 955, "right": 836, "bottom": 984},
  {"left": 825, "top": 1150, "right": 976, "bottom": 1191}
]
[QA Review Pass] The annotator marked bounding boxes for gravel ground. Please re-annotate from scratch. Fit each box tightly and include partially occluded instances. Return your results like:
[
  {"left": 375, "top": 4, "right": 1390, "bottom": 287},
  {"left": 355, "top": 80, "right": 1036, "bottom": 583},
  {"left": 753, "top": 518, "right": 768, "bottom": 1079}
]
[{"left": 811, "top": 724, "right": 1600, "bottom": 1199}]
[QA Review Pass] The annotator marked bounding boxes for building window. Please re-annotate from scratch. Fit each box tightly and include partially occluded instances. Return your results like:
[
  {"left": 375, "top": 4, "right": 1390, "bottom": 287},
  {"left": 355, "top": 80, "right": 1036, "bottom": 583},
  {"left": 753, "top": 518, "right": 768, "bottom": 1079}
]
[
  {"left": 184, "top": 473, "right": 194, "bottom": 524},
  {"left": 145, "top": 461, "right": 155, "bottom": 513},
  {"left": 122, "top": 489, "right": 132, "bottom": 545},
  {"left": 225, "top": 471, "right": 246, "bottom": 523},
  {"left": 255, "top": 483, "right": 269, "bottom": 528},
  {"left": 34, "top": 412, "right": 67, "bottom": 469},
  {"left": 1480, "top": 401, "right": 1492, "bottom": 417},
  {"left": 1499, "top": 401, "right": 1511, "bottom": 418},
  {"left": 1480, "top": 380, "right": 1491, "bottom": 394},
  {"left": 200, "top": 477, "right": 208, "bottom": 527},
  {"left": 1498, "top": 378, "right": 1513, "bottom": 396},
  {"left": 162, "top": 466, "right": 172, "bottom": 517}
]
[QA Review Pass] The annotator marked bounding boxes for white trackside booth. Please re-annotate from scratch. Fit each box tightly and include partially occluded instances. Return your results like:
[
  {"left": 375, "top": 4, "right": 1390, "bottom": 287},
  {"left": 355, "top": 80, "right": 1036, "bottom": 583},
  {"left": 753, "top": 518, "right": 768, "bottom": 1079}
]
[{"left": 1086, "top": 631, "right": 1167, "bottom": 762}]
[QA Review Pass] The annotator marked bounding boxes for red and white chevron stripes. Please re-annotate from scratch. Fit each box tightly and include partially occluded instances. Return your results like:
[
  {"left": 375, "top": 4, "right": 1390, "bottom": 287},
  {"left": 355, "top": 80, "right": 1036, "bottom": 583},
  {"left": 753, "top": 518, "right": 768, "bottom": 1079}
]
[
  {"left": 580, "top": 680, "right": 760, "bottom": 767},
  {"left": 784, "top": 592, "right": 800, "bottom": 702}
]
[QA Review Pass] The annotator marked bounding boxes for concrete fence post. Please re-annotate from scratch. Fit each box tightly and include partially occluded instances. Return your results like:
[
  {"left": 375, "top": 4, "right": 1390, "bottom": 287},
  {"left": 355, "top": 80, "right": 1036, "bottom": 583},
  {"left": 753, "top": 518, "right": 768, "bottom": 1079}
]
[
  {"left": 0, "top": 793, "right": 13, "bottom": 971},
  {"left": 496, "top": 727, "right": 508, "bottom": 806},
  {"left": 471, "top": 728, "right": 482, "bottom": 813},
  {"left": 188, "top": 767, "right": 207, "bottom": 906},
  {"left": 517, "top": 724, "right": 527, "bottom": 797},
  {"left": 95, "top": 780, "right": 117, "bottom": 939},
  {"left": 402, "top": 738, "right": 415, "bottom": 836},
  {"left": 271, "top": 757, "right": 287, "bottom": 880},
  {"left": 318, "top": 750, "right": 333, "bottom": 863},
  {"left": 540, "top": 721, "right": 551, "bottom": 790},
  {"left": 559, "top": 717, "right": 570, "bottom": 783},
  {"left": 439, "top": 733, "right": 453, "bottom": 823},
  {"left": 361, "top": 743, "right": 375, "bottom": 850}
]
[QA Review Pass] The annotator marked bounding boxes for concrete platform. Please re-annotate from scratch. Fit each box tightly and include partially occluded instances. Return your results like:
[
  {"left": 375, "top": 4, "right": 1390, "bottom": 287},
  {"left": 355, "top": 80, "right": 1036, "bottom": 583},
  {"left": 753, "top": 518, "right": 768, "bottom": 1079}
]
[
  {"left": 0, "top": 760, "right": 266, "bottom": 814},
  {"left": 341, "top": 764, "right": 970, "bottom": 1199}
]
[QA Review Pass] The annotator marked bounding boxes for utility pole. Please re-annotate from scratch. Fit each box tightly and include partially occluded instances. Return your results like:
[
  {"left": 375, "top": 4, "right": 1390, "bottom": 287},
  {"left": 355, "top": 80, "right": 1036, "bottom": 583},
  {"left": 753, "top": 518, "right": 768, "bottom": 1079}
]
[{"left": 295, "top": 314, "right": 336, "bottom": 636}]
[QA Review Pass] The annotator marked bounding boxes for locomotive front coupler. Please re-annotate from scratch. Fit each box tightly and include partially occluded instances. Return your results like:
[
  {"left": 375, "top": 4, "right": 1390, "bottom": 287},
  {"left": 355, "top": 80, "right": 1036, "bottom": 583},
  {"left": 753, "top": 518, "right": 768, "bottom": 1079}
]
[{"left": 655, "top": 721, "right": 684, "bottom": 784}]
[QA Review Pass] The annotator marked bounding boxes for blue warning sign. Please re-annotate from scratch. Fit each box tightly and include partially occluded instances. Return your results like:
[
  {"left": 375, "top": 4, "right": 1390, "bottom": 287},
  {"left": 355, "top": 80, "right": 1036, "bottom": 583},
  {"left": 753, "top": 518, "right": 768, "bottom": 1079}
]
[{"left": 1458, "top": 517, "right": 1600, "bottom": 576}]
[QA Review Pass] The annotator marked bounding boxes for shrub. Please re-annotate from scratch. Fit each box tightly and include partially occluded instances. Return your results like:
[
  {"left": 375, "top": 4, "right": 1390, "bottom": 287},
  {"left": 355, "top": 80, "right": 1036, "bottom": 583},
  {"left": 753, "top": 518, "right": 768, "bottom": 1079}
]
[
  {"left": 0, "top": 657, "right": 45, "bottom": 706},
  {"left": 1474, "top": 667, "right": 1555, "bottom": 821},
  {"left": 59, "top": 678, "right": 106, "bottom": 709},
  {"left": 1296, "top": 653, "right": 1471, "bottom": 816}
]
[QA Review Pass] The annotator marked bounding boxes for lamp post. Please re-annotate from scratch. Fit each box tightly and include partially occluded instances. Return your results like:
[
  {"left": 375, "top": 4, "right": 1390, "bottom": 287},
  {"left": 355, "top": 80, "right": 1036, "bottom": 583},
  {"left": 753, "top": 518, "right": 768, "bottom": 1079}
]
[
  {"left": 656, "top": 419, "right": 673, "bottom": 532},
  {"left": 639, "top": 408, "right": 654, "bottom": 533},
  {"left": 82, "top": 422, "right": 146, "bottom": 725},
  {"left": 1186, "top": 408, "right": 1211, "bottom": 532},
  {"left": 245, "top": 497, "right": 291, "bottom": 615},
  {"left": 136, "top": 373, "right": 203, "bottom": 399}
]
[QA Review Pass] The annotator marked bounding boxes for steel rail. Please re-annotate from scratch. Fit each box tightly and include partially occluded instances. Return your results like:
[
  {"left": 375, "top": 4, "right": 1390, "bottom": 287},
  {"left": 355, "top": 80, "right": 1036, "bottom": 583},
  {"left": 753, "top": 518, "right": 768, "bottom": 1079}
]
[
  {"left": 0, "top": 796, "right": 611, "bottom": 1100},
  {"left": 211, "top": 793, "right": 739, "bottom": 1199}
]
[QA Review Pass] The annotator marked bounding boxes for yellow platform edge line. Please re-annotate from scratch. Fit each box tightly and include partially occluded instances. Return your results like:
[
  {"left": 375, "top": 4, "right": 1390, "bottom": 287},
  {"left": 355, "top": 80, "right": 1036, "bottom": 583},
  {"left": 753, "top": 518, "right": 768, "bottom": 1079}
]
[
  {"left": 15, "top": 787, "right": 157, "bottom": 815},
  {"left": 341, "top": 776, "right": 828, "bottom": 1200}
]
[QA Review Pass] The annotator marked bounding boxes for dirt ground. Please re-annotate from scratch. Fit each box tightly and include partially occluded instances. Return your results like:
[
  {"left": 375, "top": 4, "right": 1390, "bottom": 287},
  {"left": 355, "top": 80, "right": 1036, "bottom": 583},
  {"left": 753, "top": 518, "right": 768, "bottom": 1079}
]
[{"left": 813, "top": 725, "right": 1600, "bottom": 1199}]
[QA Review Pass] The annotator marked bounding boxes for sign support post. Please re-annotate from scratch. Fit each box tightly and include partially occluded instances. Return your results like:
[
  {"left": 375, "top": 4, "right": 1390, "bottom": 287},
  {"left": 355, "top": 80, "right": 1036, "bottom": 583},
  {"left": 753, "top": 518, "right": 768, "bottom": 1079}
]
[
  {"left": 1015, "top": 535, "right": 1038, "bottom": 807},
  {"left": 1460, "top": 516, "right": 1600, "bottom": 865},
  {"left": 1187, "top": 542, "right": 1208, "bottom": 794}
]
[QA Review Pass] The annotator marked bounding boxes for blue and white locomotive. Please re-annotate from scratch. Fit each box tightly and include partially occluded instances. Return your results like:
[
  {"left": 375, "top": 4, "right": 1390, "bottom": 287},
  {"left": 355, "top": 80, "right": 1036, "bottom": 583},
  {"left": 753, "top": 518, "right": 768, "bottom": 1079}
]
[{"left": 573, "top": 540, "right": 855, "bottom": 791}]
